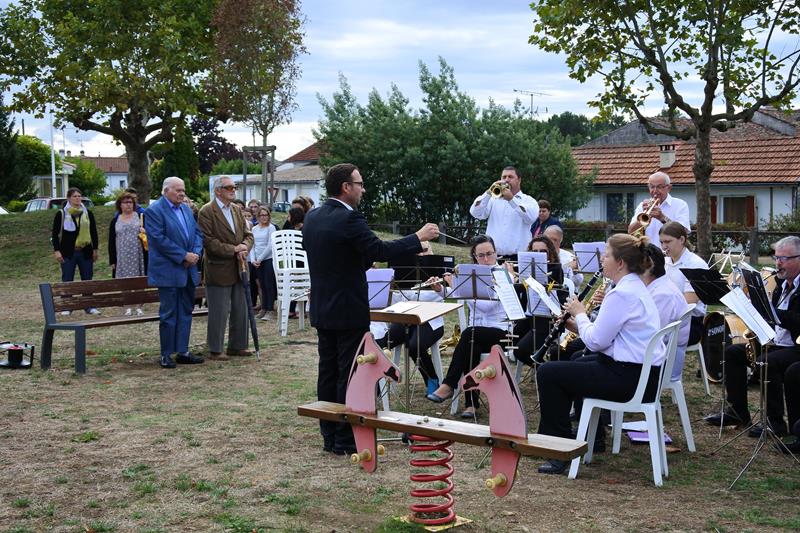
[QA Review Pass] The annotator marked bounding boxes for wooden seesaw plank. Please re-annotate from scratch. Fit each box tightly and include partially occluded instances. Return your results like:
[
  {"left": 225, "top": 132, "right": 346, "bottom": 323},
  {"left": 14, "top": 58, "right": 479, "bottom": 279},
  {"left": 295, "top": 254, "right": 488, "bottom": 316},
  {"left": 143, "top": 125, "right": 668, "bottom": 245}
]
[{"left": 298, "top": 401, "right": 588, "bottom": 462}]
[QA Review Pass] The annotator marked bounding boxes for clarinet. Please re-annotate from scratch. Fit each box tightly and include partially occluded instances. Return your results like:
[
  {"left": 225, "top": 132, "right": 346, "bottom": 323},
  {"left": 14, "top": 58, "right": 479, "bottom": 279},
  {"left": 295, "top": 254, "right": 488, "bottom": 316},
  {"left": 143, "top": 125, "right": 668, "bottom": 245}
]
[{"left": 531, "top": 270, "right": 603, "bottom": 364}]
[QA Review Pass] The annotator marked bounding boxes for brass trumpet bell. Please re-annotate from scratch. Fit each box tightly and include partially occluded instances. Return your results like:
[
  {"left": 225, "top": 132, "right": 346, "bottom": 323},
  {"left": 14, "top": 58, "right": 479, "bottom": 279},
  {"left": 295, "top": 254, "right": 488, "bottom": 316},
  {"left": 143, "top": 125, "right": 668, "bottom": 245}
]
[{"left": 489, "top": 182, "right": 510, "bottom": 198}]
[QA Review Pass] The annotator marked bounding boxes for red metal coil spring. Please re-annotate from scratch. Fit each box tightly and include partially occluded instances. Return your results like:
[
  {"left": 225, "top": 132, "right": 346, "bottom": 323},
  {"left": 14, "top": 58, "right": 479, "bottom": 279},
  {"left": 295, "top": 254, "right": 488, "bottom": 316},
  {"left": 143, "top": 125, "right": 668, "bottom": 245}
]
[{"left": 408, "top": 434, "right": 456, "bottom": 526}]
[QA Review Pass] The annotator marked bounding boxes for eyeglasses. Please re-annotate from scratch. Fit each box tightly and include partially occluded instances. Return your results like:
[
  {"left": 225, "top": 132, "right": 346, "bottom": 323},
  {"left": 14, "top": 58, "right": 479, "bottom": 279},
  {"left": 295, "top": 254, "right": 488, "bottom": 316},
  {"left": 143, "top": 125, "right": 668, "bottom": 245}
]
[
  {"left": 475, "top": 251, "right": 496, "bottom": 259},
  {"left": 120, "top": 200, "right": 134, "bottom": 204},
  {"left": 348, "top": 181, "right": 364, "bottom": 187},
  {"left": 773, "top": 254, "right": 800, "bottom": 262},
  {"left": 220, "top": 185, "right": 238, "bottom": 191},
  {"left": 648, "top": 184, "right": 668, "bottom": 190}
]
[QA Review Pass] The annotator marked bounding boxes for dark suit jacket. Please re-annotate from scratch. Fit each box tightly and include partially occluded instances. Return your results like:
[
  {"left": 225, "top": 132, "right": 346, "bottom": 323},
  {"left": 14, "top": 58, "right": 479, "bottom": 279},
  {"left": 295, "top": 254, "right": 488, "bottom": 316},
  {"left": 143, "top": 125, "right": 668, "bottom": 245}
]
[
  {"left": 198, "top": 200, "right": 253, "bottom": 286},
  {"left": 773, "top": 278, "right": 800, "bottom": 341},
  {"left": 303, "top": 199, "right": 423, "bottom": 330}
]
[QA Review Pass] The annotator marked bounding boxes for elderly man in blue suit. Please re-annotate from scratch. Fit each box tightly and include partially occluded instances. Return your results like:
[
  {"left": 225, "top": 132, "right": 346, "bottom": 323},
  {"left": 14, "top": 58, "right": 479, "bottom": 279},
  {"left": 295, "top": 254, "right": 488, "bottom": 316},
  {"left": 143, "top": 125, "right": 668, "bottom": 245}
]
[{"left": 145, "top": 176, "right": 205, "bottom": 368}]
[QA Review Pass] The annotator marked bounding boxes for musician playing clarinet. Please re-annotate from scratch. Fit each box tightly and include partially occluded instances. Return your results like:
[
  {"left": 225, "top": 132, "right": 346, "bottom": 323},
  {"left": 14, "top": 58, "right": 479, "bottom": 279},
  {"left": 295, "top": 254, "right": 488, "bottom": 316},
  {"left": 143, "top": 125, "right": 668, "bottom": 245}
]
[
  {"left": 627, "top": 171, "right": 690, "bottom": 243},
  {"left": 537, "top": 234, "right": 662, "bottom": 475},
  {"left": 426, "top": 235, "right": 512, "bottom": 420}
]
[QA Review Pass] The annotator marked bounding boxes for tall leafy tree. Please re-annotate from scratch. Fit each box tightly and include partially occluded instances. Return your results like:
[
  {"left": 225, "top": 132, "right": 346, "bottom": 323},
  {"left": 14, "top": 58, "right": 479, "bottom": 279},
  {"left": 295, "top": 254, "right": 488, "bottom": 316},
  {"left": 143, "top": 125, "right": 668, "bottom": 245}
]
[
  {"left": 190, "top": 117, "right": 239, "bottom": 174},
  {"left": 149, "top": 123, "right": 201, "bottom": 198},
  {"left": 316, "top": 59, "right": 592, "bottom": 225},
  {"left": 530, "top": 1, "right": 800, "bottom": 257},
  {"left": 65, "top": 158, "right": 107, "bottom": 199},
  {"left": 0, "top": 0, "right": 217, "bottom": 203},
  {"left": 0, "top": 105, "right": 28, "bottom": 203}
]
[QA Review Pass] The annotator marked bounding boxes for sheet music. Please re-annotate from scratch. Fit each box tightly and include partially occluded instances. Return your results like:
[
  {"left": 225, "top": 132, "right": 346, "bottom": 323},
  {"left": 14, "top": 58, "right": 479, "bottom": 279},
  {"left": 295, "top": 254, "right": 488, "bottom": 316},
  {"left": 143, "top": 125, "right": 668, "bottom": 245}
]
[
  {"left": 492, "top": 270, "right": 526, "bottom": 321},
  {"left": 382, "top": 301, "right": 420, "bottom": 314},
  {"left": 367, "top": 268, "right": 394, "bottom": 309},
  {"left": 517, "top": 251, "right": 549, "bottom": 284},
  {"left": 573, "top": 242, "right": 606, "bottom": 273},
  {"left": 720, "top": 287, "right": 776, "bottom": 345},
  {"left": 524, "top": 276, "right": 561, "bottom": 316},
  {"left": 450, "top": 264, "right": 495, "bottom": 300}
]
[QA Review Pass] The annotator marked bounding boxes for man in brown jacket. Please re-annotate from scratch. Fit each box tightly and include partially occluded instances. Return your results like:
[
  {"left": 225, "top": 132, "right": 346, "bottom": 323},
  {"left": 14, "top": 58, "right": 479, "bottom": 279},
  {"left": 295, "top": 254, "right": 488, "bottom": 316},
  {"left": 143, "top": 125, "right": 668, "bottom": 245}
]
[{"left": 198, "top": 176, "right": 254, "bottom": 360}]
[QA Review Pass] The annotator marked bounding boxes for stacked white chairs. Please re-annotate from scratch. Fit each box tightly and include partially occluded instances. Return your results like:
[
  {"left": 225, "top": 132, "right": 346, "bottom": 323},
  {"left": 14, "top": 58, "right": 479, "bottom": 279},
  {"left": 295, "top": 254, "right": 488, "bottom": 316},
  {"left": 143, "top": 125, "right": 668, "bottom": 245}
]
[{"left": 270, "top": 230, "right": 310, "bottom": 337}]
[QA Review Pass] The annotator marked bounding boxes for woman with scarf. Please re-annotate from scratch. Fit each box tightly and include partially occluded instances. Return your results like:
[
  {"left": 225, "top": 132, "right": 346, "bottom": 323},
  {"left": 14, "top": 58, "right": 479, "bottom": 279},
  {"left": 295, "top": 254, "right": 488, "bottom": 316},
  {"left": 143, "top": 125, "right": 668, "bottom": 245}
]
[{"left": 52, "top": 187, "right": 100, "bottom": 315}]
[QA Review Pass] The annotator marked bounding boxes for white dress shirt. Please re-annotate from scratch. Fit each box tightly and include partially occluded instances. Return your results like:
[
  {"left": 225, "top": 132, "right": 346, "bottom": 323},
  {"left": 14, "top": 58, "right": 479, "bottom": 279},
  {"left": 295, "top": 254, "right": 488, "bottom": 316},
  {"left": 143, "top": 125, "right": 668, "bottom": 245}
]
[
  {"left": 469, "top": 190, "right": 538, "bottom": 256},
  {"left": 665, "top": 248, "right": 708, "bottom": 316},
  {"left": 630, "top": 193, "right": 691, "bottom": 244},
  {"left": 559, "top": 248, "right": 584, "bottom": 286},
  {"left": 215, "top": 197, "right": 236, "bottom": 232},
  {"left": 575, "top": 273, "right": 663, "bottom": 365},
  {"left": 774, "top": 274, "right": 799, "bottom": 347},
  {"left": 647, "top": 275, "right": 691, "bottom": 380}
]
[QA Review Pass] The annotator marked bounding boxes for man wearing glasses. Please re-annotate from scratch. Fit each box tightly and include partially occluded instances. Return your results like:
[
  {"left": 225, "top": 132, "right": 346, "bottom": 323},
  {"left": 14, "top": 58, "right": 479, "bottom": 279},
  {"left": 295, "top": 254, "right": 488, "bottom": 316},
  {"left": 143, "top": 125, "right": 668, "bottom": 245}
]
[
  {"left": 303, "top": 163, "right": 440, "bottom": 456},
  {"left": 706, "top": 236, "right": 800, "bottom": 440},
  {"left": 627, "top": 171, "right": 690, "bottom": 243},
  {"left": 198, "top": 176, "right": 254, "bottom": 361}
]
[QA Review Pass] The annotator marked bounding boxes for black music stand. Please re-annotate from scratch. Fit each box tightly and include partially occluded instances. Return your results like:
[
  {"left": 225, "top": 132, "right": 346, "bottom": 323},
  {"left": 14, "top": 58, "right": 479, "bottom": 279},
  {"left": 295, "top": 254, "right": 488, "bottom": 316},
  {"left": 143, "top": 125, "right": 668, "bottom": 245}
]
[{"left": 388, "top": 254, "right": 455, "bottom": 290}]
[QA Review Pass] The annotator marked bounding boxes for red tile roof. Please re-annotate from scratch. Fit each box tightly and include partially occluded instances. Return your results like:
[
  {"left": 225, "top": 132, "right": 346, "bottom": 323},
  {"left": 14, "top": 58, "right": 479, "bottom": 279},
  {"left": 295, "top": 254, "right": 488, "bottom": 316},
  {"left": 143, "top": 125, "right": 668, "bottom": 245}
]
[
  {"left": 283, "top": 142, "right": 320, "bottom": 163},
  {"left": 79, "top": 156, "right": 129, "bottom": 173},
  {"left": 572, "top": 137, "right": 800, "bottom": 185}
]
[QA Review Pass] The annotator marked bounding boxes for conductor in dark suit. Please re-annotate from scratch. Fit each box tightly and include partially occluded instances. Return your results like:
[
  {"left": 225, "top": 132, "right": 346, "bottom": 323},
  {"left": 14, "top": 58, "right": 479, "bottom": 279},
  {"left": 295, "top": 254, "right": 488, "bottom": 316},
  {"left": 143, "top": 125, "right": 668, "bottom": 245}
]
[
  {"left": 145, "top": 177, "right": 205, "bottom": 368},
  {"left": 303, "top": 163, "right": 440, "bottom": 455}
]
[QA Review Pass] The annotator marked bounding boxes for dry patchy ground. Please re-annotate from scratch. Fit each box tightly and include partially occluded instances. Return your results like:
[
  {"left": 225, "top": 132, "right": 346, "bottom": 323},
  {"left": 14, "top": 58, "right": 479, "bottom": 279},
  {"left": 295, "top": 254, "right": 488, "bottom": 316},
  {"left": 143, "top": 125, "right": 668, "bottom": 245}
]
[{"left": 1, "top": 281, "right": 799, "bottom": 533}]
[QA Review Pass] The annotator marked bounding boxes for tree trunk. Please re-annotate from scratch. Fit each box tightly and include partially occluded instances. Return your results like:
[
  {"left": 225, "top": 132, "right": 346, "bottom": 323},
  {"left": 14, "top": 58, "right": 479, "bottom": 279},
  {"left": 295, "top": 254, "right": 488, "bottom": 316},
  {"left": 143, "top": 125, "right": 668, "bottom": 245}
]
[
  {"left": 693, "top": 133, "right": 714, "bottom": 260},
  {"left": 126, "top": 147, "right": 151, "bottom": 203}
]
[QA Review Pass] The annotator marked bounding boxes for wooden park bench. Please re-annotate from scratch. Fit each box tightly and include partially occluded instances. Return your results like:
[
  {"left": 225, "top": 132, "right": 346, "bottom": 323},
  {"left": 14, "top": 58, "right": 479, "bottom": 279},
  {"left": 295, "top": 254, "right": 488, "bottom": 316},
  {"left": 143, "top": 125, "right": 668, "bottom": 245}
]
[{"left": 39, "top": 277, "right": 207, "bottom": 374}]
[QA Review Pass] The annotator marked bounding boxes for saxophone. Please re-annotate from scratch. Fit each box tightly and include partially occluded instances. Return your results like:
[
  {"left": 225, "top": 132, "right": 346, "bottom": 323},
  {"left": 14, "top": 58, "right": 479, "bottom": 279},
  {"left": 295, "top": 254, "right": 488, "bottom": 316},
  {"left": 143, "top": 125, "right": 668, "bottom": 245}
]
[
  {"left": 744, "top": 328, "right": 759, "bottom": 366},
  {"left": 559, "top": 278, "right": 607, "bottom": 349}
]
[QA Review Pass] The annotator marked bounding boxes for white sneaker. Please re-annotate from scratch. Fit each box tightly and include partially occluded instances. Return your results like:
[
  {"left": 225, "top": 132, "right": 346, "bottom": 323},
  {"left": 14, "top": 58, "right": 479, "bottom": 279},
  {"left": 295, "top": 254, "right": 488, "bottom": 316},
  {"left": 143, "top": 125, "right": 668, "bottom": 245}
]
[
  {"left": 60, "top": 310, "right": 71, "bottom": 316},
  {"left": 124, "top": 308, "right": 132, "bottom": 316},
  {"left": 136, "top": 308, "right": 144, "bottom": 316},
  {"left": 260, "top": 311, "right": 275, "bottom": 321},
  {"left": 86, "top": 308, "right": 101, "bottom": 315}
]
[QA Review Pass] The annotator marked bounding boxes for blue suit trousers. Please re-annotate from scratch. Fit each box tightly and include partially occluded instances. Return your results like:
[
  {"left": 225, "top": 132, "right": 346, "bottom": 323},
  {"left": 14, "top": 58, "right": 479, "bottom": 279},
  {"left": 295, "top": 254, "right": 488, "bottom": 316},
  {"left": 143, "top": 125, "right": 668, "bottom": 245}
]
[{"left": 158, "top": 284, "right": 196, "bottom": 357}]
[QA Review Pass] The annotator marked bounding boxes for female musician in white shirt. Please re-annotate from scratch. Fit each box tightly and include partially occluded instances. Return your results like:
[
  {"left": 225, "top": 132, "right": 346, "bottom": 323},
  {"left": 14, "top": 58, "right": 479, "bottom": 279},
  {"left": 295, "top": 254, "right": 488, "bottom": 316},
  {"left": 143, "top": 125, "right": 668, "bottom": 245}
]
[
  {"left": 642, "top": 243, "right": 691, "bottom": 382},
  {"left": 537, "top": 233, "right": 662, "bottom": 474},
  {"left": 426, "top": 235, "right": 510, "bottom": 419},
  {"left": 659, "top": 221, "right": 707, "bottom": 345}
]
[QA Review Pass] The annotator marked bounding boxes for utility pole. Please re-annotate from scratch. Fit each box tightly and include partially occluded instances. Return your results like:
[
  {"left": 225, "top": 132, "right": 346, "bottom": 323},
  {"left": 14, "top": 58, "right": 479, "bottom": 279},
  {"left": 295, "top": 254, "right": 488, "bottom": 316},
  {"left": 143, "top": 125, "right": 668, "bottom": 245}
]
[{"left": 513, "top": 89, "right": 549, "bottom": 120}]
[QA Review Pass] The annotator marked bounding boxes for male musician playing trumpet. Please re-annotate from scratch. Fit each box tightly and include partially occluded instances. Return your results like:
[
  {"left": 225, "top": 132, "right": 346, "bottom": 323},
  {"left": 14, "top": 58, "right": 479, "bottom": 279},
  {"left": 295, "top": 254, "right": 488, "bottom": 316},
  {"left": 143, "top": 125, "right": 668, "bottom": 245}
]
[
  {"left": 469, "top": 166, "right": 538, "bottom": 260},
  {"left": 628, "top": 171, "right": 690, "bottom": 243},
  {"left": 706, "top": 236, "right": 800, "bottom": 438}
]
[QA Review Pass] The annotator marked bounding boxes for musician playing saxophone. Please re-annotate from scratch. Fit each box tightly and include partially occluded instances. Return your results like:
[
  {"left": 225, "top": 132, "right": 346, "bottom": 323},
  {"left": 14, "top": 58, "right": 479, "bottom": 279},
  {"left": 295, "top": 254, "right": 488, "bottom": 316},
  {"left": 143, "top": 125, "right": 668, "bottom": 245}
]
[
  {"left": 627, "top": 171, "right": 690, "bottom": 243},
  {"left": 537, "top": 234, "right": 662, "bottom": 475},
  {"left": 705, "top": 236, "right": 800, "bottom": 437}
]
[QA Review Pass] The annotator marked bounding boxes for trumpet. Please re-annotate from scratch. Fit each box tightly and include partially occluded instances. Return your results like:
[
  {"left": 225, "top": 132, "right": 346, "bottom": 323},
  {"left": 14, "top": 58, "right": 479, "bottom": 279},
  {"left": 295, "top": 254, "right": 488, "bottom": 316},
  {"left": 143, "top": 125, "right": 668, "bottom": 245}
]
[
  {"left": 489, "top": 181, "right": 510, "bottom": 198},
  {"left": 635, "top": 197, "right": 662, "bottom": 228}
]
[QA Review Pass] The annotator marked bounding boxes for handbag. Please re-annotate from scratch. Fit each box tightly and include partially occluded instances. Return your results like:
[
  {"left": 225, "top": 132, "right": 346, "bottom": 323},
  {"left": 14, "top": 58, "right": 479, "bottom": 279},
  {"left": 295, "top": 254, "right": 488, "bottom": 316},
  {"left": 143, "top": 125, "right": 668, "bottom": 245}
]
[{"left": 138, "top": 213, "right": 148, "bottom": 251}]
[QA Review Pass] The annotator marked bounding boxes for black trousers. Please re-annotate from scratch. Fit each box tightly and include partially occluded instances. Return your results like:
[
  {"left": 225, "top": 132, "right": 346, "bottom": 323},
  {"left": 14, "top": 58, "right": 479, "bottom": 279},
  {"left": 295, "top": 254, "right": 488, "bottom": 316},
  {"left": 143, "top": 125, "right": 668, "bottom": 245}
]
[
  {"left": 785, "top": 362, "right": 800, "bottom": 433},
  {"left": 316, "top": 327, "right": 368, "bottom": 452},
  {"left": 537, "top": 353, "right": 660, "bottom": 440},
  {"left": 723, "top": 343, "right": 800, "bottom": 425},
  {"left": 381, "top": 323, "right": 444, "bottom": 385},
  {"left": 444, "top": 326, "right": 506, "bottom": 408},
  {"left": 513, "top": 316, "right": 551, "bottom": 366},
  {"left": 688, "top": 315, "right": 703, "bottom": 346}
]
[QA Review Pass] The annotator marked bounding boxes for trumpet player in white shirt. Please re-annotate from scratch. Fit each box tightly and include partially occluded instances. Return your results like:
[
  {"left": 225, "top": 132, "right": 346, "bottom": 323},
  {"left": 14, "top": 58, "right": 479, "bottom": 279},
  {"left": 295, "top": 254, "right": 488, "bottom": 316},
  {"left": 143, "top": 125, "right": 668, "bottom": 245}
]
[
  {"left": 536, "top": 234, "right": 662, "bottom": 475},
  {"left": 628, "top": 171, "right": 690, "bottom": 243}
]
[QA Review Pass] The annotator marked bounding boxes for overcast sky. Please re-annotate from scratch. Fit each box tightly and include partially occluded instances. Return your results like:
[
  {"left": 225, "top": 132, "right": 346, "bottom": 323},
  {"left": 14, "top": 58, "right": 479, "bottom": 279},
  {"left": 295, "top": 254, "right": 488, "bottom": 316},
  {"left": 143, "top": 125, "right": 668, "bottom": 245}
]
[{"left": 4, "top": 1, "right": 793, "bottom": 162}]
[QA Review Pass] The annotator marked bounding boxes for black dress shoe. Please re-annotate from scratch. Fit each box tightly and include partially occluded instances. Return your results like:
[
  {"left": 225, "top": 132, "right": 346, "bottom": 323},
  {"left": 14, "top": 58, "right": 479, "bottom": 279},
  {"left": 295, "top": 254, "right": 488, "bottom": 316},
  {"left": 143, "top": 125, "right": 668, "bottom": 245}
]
[
  {"left": 176, "top": 352, "right": 204, "bottom": 364},
  {"left": 332, "top": 447, "right": 357, "bottom": 456},
  {"left": 704, "top": 410, "right": 748, "bottom": 427},
  {"left": 748, "top": 421, "right": 788, "bottom": 438},
  {"left": 160, "top": 355, "right": 176, "bottom": 369},
  {"left": 538, "top": 459, "right": 568, "bottom": 475},
  {"left": 774, "top": 438, "right": 800, "bottom": 455}
]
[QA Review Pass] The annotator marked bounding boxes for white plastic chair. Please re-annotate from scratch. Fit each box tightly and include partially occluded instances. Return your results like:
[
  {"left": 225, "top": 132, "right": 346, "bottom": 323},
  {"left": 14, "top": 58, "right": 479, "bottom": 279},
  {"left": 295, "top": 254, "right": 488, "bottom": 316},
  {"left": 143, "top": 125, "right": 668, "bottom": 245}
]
[
  {"left": 270, "top": 230, "right": 310, "bottom": 337},
  {"left": 568, "top": 319, "right": 682, "bottom": 487},
  {"left": 686, "top": 339, "right": 712, "bottom": 396},
  {"left": 662, "top": 304, "right": 697, "bottom": 452}
]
